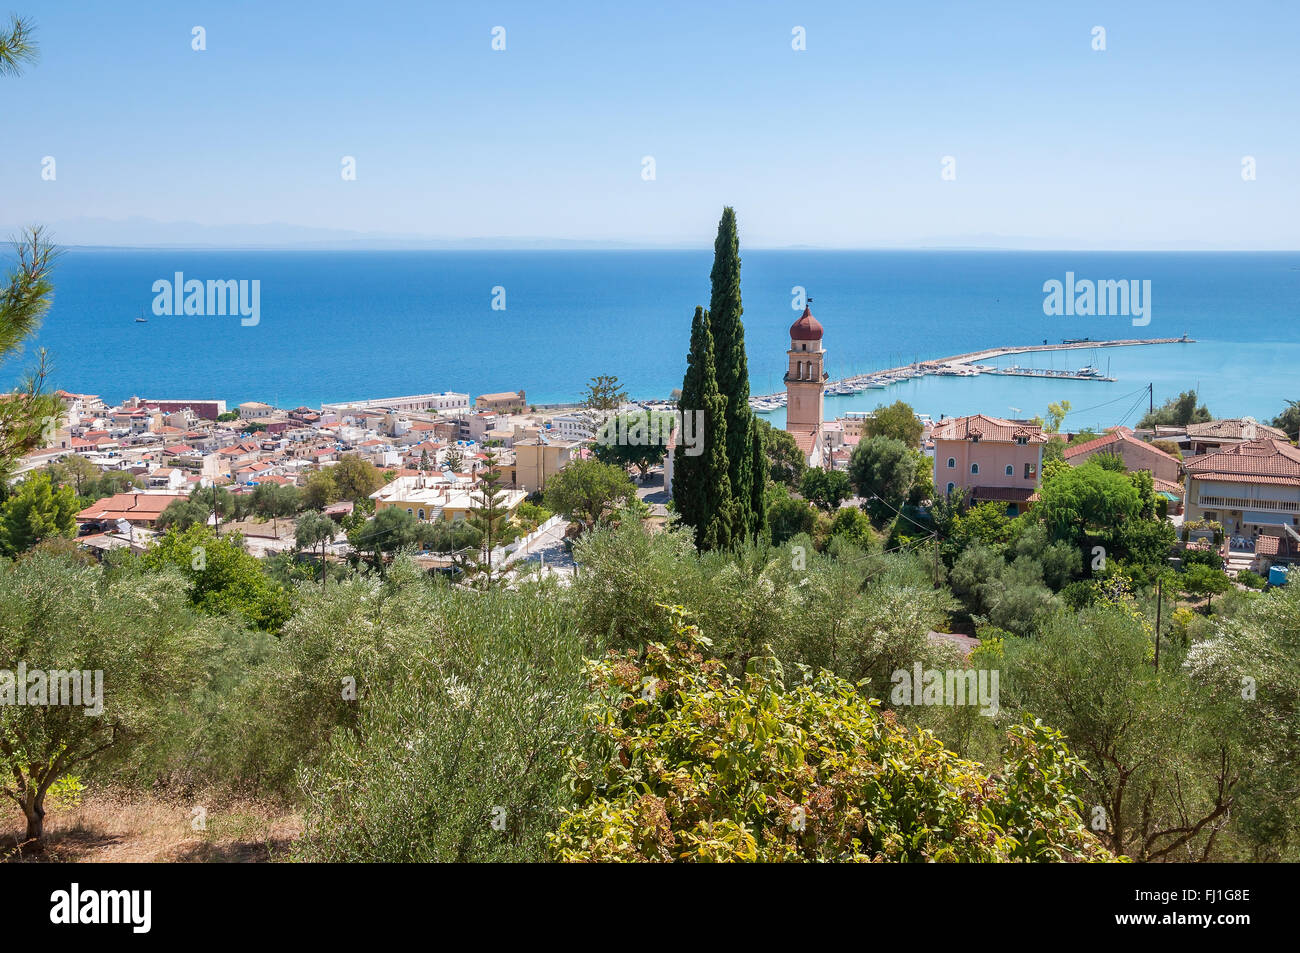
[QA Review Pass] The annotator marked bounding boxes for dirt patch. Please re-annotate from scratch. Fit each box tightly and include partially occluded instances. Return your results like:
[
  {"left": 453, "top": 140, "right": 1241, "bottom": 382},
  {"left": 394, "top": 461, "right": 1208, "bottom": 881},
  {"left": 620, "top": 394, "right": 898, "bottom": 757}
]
[{"left": 1, "top": 790, "right": 301, "bottom": 863}]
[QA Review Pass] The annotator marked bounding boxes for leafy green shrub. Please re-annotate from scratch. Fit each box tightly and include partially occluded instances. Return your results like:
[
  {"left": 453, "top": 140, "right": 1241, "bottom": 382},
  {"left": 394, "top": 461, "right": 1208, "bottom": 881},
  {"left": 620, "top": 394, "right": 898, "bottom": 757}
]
[
  {"left": 1236, "top": 570, "right": 1266, "bottom": 590},
  {"left": 572, "top": 519, "right": 952, "bottom": 686},
  {"left": 1181, "top": 546, "right": 1223, "bottom": 571},
  {"left": 827, "top": 506, "right": 876, "bottom": 549},
  {"left": 290, "top": 565, "right": 591, "bottom": 861},
  {"left": 549, "top": 607, "right": 1116, "bottom": 862},
  {"left": 515, "top": 500, "right": 552, "bottom": 525},
  {"left": 1060, "top": 579, "right": 1097, "bottom": 610},
  {"left": 138, "top": 524, "right": 292, "bottom": 632}
]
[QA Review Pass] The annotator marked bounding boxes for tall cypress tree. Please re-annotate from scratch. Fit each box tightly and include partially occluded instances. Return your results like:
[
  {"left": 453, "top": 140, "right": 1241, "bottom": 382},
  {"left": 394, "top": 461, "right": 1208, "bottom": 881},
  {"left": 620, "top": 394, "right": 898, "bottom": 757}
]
[
  {"left": 708, "top": 207, "right": 755, "bottom": 538},
  {"left": 674, "top": 306, "right": 733, "bottom": 550}
]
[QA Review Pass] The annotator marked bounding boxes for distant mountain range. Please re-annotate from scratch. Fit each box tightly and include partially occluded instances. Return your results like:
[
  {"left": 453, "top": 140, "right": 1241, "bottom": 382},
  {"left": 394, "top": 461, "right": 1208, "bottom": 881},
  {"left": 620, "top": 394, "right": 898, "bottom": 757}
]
[{"left": 1, "top": 216, "right": 1290, "bottom": 251}]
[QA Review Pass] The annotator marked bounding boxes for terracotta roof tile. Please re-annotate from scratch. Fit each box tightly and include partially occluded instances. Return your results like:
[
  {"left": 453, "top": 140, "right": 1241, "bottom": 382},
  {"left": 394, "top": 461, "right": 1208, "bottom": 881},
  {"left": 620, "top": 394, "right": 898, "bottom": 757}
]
[
  {"left": 931, "top": 414, "right": 1047, "bottom": 444},
  {"left": 970, "top": 486, "right": 1040, "bottom": 503},
  {"left": 1187, "top": 419, "right": 1288, "bottom": 441},
  {"left": 1185, "top": 438, "right": 1300, "bottom": 483}
]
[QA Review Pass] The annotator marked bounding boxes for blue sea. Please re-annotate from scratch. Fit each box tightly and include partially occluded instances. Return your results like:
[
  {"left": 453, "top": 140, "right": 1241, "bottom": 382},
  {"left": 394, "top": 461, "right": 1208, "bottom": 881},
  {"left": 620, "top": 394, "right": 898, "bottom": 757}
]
[{"left": 6, "top": 249, "right": 1298, "bottom": 432}]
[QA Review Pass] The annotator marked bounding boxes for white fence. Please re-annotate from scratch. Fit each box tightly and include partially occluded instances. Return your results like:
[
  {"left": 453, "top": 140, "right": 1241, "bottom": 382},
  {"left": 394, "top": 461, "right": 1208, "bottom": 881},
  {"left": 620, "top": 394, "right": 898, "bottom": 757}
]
[{"left": 493, "top": 515, "right": 564, "bottom": 567}]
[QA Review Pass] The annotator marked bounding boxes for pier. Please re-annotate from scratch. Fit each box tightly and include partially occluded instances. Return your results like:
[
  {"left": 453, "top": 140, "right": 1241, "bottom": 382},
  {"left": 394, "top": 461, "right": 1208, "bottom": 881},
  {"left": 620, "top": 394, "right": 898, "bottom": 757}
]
[{"left": 749, "top": 335, "right": 1194, "bottom": 411}]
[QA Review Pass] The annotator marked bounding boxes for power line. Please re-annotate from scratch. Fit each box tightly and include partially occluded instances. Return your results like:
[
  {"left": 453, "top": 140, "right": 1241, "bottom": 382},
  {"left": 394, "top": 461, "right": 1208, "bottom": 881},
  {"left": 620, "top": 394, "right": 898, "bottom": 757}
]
[
  {"left": 862, "top": 493, "right": 935, "bottom": 536},
  {"left": 1113, "top": 389, "right": 1154, "bottom": 430},
  {"left": 1058, "top": 386, "right": 1149, "bottom": 423}
]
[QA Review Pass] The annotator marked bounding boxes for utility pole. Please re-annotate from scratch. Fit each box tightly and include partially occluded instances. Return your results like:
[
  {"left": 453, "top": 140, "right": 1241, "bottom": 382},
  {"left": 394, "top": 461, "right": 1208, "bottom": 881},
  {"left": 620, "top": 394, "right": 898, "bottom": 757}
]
[{"left": 1149, "top": 382, "right": 1154, "bottom": 416}]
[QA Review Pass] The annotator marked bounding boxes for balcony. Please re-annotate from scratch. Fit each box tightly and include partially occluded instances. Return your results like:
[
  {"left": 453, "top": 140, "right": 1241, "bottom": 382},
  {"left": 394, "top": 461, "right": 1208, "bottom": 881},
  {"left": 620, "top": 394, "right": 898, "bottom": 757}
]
[{"left": 1197, "top": 496, "right": 1299, "bottom": 513}]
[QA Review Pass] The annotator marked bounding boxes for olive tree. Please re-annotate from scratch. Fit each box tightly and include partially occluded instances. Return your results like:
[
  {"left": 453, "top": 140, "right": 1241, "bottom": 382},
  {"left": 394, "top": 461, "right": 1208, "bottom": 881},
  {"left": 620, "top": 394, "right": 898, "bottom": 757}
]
[{"left": 0, "top": 552, "right": 214, "bottom": 847}]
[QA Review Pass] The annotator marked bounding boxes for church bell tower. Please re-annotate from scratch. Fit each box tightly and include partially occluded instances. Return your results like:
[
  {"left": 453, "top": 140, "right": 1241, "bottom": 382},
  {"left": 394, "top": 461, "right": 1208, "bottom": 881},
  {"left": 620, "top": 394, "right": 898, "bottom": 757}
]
[{"left": 784, "top": 298, "right": 826, "bottom": 465}]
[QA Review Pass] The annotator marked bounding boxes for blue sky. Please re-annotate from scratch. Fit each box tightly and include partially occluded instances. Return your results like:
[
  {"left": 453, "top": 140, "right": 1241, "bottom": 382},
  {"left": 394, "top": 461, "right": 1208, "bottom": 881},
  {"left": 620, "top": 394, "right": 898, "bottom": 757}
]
[{"left": 4, "top": 0, "right": 1298, "bottom": 248}]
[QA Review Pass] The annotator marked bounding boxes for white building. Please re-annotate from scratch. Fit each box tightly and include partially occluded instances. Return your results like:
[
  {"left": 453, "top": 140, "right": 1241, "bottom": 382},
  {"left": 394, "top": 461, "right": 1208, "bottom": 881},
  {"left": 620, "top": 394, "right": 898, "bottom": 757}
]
[
  {"left": 322, "top": 392, "right": 470, "bottom": 416},
  {"left": 551, "top": 411, "right": 596, "bottom": 440}
]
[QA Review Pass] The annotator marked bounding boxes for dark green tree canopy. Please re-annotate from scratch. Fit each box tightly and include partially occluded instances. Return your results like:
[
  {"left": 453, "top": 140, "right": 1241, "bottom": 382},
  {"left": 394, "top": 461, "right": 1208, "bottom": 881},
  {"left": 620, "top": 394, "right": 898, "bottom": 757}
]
[
  {"left": 707, "top": 207, "right": 755, "bottom": 539},
  {"left": 800, "top": 467, "right": 852, "bottom": 511},
  {"left": 1138, "top": 390, "right": 1211, "bottom": 429},
  {"left": 866, "top": 401, "right": 923, "bottom": 447},
  {"left": 848, "top": 436, "right": 918, "bottom": 524}
]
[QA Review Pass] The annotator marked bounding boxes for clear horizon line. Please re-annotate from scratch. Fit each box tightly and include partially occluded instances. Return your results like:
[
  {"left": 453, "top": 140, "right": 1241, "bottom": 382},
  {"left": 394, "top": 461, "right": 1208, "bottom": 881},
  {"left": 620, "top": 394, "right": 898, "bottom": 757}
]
[{"left": 42, "top": 242, "right": 1300, "bottom": 253}]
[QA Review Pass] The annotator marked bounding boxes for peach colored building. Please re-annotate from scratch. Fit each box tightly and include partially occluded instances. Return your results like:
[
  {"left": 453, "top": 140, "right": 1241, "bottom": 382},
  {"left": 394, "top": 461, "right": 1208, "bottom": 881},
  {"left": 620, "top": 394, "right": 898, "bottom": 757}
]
[
  {"left": 784, "top": 301, "right": 827, "bottom": 467},
  {"left": 1063, "top": 426, "right": 1183, "bottom": 484},
  {"left": 932, "top": 414, "right": 1047, "bottom": 515},
  {"left": 476, "top": 390, "right": 527, "bottom": 413}
]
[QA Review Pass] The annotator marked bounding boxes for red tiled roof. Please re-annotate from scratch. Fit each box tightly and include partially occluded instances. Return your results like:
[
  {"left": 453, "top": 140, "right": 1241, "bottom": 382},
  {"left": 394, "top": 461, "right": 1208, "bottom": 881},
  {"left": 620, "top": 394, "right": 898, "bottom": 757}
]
[
  {"left": 1187, "top": 419, "right": 1288, "bottom": 441},
  {"left": 1255, "top": 535, "right": 1282, "bottom": 556},
  {"left": 791, "top": 430, "right": 818, "bottom": 454},
  {"left": 931, "top": 414, "right": 1047, "bottom": 444},
  {"left": 1064, "top": 426, "right": 1127, "bottom": 454},
  {"left": 970, "top": 486, "right": 1040, "bottom": 503},
  {"left": 1064, "top": 426, "right": 1183, "bottom": 467},
  {"left": 1185, "top": 438, "right": 1300, "bottom": 484},
  {"left": 76, "top": 492, "right": 188, "bottom": 523},
  {"left": 1191, "top": 472, "right": 1300, "bottom": 487}
]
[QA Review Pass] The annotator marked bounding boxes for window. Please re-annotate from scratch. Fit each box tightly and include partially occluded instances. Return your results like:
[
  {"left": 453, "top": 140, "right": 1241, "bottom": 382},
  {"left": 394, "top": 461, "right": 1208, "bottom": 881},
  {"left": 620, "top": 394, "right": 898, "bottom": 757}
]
[
  {"left": 1016, "top": 436, "right": 1028, "bottom": 446},
  {"left": 1024, "top": 462, "right": 1035, "bottom": 479},
  {"left": 418, "top": 508, "right": 425, "bottom": 520},
  {"left": 1005, "top": 465, "right": 1014, "bottom": 476},
  {"left": 406, "top": 508, "right": 413, "bottom": 515},
  {"left": 947, "top": 457, "right": 956, "bottom": 469},
  {"left": 947, "top": 483, "right": 956, "bottom": 495},
  {"left": 971, "top": 463, "right": 979, "bottom": 475},
  {"left": 970, "top": 435, "right": 980, "bottom": 443}
]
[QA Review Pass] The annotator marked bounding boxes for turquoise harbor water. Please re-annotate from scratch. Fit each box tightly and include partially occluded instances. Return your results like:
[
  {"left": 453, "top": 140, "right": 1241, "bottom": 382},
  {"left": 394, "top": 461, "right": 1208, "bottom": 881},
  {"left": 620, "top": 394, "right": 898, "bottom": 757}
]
[{"left": 7, "top": 249, "right": 1298, "bottom": 431}]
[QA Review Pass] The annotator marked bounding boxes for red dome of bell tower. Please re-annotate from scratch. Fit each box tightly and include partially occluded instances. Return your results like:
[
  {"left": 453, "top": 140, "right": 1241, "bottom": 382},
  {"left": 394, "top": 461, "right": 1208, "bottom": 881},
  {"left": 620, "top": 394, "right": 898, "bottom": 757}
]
[{"left": 789, "top": 302, "right": 824, "bottom": 341}]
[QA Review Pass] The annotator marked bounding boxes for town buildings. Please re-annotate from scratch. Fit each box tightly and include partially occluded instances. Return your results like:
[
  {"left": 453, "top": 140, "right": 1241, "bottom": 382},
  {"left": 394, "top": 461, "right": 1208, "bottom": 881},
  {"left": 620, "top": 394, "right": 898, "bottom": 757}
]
[
  {"left": 1183, "top": 438, "right": 1300, "bottom": 561},
  {"left": 321, "top": 392, "right": 470, "bottom": 416},
  {"left": 139, "top": 397, "right": 227, "bottom": 421},
  {"left": 1140, "top": 417, "right": 1288, "bottom": 457},
  {"left": 1063, "top": 426, "right": 1183, "bottom": 484},
  {"left": 371, "top": 473, "right": 526, "bottom": 524},
  {"left": 931, "top": 414, "right": 1047, "bottom": 515},
  {"left": 476, "top": 390, "right": 527, "bottom": 413},
  {"left": 501, "top": 437, "right": 580, "bottom": 493}
]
